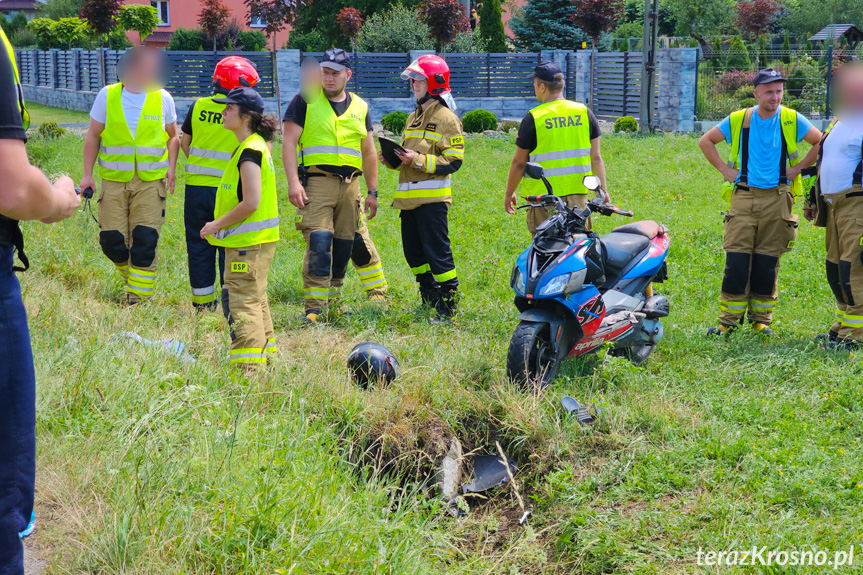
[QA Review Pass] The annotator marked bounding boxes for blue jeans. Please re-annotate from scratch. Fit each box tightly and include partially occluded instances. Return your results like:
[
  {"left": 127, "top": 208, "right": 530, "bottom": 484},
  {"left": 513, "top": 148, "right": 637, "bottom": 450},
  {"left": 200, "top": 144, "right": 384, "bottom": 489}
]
[{"left": 0, "top": 244, "right": 35, "bottom": 575}]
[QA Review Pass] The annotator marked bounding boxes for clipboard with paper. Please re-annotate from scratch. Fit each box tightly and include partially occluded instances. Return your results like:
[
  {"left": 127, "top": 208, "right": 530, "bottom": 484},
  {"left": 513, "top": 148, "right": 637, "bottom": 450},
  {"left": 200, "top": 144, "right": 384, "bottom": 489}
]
[{"left": 378, "top": 136, "right": 407, "bottom": 167}]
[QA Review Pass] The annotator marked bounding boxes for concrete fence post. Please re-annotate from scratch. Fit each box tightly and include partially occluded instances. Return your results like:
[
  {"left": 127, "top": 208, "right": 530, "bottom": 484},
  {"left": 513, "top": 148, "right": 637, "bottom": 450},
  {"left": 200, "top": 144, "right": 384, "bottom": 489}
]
[
  {"left": 71, "top": 49, "right": 80, "bottom": 91},
  {"left": 575, "top": 50, "right": 591, "bottom": 106},
  {"left": 275, "top": 49, "right": 301, "bottom": 114},
  {"left": 655, "top": 48, "right": 697, "bottom": 132}
]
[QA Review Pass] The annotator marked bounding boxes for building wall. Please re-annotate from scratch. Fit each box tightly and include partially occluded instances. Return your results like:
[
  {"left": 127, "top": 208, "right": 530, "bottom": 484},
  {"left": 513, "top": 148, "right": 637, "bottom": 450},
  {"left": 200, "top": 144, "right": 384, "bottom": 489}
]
[{"left": 122, "top": 0, "right": 290, "bottom": 48}]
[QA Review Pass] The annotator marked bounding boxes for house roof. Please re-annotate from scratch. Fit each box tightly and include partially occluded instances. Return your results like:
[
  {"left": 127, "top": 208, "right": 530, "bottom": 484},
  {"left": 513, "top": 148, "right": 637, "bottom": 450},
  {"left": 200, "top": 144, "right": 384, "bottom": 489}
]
[
  {"left": 808, "top": 24, "right": 863, "bottom": 42},
  {"left": 0, "top": 0, "right": 41, "bottom": 10},
  {"left": 144, "top": 31, "right": 173, "bottom": 44}
]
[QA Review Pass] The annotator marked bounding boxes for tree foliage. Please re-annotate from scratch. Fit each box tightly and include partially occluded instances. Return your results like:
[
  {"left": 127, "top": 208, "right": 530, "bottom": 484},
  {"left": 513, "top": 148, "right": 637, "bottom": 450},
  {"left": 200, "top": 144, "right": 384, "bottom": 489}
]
[
  {"left": 245, "top": 0, "right": 296, "bottom": 50},
  {"left": 355, "top": 3, "right": 432, "bottom": 52},
  {"left": 478, "top": 0, "right": 507, "bottom": 52},
  {"left": 336, "top": 7, "right": 364, "bottom": 40},
  {"left": 667, "top": 0, "right": 734, "bottom": 45},
  {"left": 418, "top": 0, "right": 469, "bottom": 52},
  {"left": 735, "top": 0, "right": 780, "bottom": 38},
  {"left": 117, "top": 4, "right": 160, "bottom": 45},
  {"left": 28, "top": 16, "right": 90, "bottom": 49},
  {"left": 198, "top": 0, "right": 230, "bottom": 49},
  {"left": 570, "top": 0, "right": 625, "bottom": 46},
  {"left": 511, "top": 0, "right": 585, "bottom": 51},
  {"left": 39, "top": 0, "right": 84, "bottom": 20},
  {"left": 292, "top": 0, "right": 421, "bottom": 51},
  {"left": 80, "top": 0, "right": 120, "bottom": 39}
]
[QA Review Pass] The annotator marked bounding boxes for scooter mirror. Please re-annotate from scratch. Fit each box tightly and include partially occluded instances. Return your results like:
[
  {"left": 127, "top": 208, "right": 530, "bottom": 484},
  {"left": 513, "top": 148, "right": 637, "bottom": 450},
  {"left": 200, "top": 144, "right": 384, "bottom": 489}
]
[
  {"left": 524, "top": 162, "right": 544, "bottom": 180},
  {"left": 582, "top": 175, "right": 601, "bottom": 191}
]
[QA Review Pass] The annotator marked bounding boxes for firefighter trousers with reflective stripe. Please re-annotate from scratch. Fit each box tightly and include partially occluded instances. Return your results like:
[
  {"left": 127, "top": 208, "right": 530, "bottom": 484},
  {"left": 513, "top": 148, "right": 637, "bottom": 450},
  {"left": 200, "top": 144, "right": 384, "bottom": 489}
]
[
  {"left": 223, "top": 242, "right": 276, "bottom": 366},
  {"left": 352, "top": 201, "right": 387, "bottom": 298},
  {"left": 526, "top": 193, "right": 590, "bottom": 236},
  {"left": 184, "top": 184, "right": 225, "bottom": 309},
  {"left": 400, "top": 202, "right": 458, "bottom": 292},
  {"left": 719, "top": 184, "right": 798, "bottom": 326},
  {"left": 294, "top": 172, "right": 359, "bottom": 312},
  {"left": 824, "top": 188, "right": 863, "bottom": 342},
  {"left": 0, "top": 245, "right": 35, "bottom": 575},
  {"left": 98, "top": 174, "right": 166, "bottom": 303}
]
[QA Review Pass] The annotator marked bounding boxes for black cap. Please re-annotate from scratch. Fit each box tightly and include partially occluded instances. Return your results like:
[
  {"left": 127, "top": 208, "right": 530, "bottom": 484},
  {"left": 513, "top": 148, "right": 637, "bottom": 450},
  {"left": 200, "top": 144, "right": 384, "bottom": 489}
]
[
  {"left": 753, "top": 68, "right": 787, "bottom": 87},
  {"left": 218, "top": 87, "right": 265, "bottom": 114},
  {"left": 528, "top": 61, "right": 563, "bottom": 82},
  {"left": 321, "top": 48, "right": 351, "bottom": 71}
]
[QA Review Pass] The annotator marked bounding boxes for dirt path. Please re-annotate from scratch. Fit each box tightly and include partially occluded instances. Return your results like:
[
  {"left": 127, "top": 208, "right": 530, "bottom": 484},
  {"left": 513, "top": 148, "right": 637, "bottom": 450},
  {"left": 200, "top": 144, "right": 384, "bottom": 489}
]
[{"left": 23, "top": 539, "right": 46, "bottom": 575}]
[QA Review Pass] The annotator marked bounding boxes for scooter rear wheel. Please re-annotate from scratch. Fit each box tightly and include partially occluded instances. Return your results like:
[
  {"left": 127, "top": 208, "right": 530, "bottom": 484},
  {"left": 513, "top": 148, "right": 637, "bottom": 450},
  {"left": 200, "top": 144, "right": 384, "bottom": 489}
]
[{"left": 507, "top": 321, "right": 560, "bottom": 390}]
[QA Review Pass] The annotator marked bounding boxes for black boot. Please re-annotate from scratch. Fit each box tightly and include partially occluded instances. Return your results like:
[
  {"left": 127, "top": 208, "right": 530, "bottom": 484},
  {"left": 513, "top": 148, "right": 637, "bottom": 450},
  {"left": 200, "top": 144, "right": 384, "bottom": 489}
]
[
  {"left": 431, "top": 286, "right": 458, "bottom": 325},
  {"left": 419, "top": 285, "right": 438, "bottom": 309}
]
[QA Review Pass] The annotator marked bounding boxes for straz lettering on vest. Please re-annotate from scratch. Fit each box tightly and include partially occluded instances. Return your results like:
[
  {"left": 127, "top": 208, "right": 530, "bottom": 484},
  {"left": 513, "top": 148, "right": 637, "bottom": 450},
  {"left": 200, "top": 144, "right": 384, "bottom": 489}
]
[
  {"left": 142, "top": 114, "right": 161, "bottom": 122},
  {"left": 198, "top": 109, "right": 224, "bottom": 124},
  {"left": 544, "top": 115, "right": 583, "bottom": 129},
  {"left": 522, "top": 99, "right": 593, "bottom": 197}
]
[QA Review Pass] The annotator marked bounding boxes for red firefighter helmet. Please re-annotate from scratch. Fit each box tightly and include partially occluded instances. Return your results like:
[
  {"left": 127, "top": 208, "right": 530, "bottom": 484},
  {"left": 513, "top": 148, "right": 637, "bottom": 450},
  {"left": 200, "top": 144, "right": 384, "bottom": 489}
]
[
  {"left": 401, "top": 54, "right": 451, "bottom": 96},
  {"left": 213, "top": 56, "right": 259, "bottom": 94}
]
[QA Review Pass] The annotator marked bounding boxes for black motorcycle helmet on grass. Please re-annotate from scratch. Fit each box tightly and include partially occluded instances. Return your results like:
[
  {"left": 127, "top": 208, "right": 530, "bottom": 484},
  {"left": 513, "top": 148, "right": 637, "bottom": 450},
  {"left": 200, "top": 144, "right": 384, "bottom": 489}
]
[{"left": 347, "top": 342, "right": 400, "bottom": 388}]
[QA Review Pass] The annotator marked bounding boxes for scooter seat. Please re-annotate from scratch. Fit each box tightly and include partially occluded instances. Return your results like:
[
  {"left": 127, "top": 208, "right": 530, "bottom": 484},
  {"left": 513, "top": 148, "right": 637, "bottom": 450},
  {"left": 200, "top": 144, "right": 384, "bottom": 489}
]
[
  {"left": 600, "top": 232, "right": 651, "bottom": 271},
  {"left": 612, "top": 220, "right": 661, "bottom": 239}
]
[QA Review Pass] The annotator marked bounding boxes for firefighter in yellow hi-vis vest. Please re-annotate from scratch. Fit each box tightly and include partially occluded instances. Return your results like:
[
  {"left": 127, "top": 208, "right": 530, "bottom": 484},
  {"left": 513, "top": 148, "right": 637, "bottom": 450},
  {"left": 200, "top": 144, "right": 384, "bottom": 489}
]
[
  {"left": 505, "top": 61, "right": 609, "bottom": 234},
  {"left": 180, "top": 57, "right": 260, "bottom": 311},
  {"left": 81, "top": 47, "right": 179, "bottom": 304},
  {"left": 804, "top": 62, "right": 863, "bottom": 350},
  {"left": 200, "top": 88, "right": 280, "bottom": 368},
  {"left": 379, "top": 55, "right": 464, "bottom": 324},
  {"left": 283, "top": 49, "right": 385, "bottom": 324},
  {"left": 699, "top": 68, "right": 822, "bottom": 336}
]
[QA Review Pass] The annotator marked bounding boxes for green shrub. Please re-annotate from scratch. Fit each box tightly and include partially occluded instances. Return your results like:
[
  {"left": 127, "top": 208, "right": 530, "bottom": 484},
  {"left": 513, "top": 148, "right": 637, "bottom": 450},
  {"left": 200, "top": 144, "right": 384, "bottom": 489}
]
[
  {"left": 355, "top": 4, "right": 432, "bottom": 53},
  {"left": 786, "top": 66, "right": 812, "bottom": 98},
  {"left": 447, "top": 30, "right": 486, "bottom": 53},
  {"left": 726, "top": 36, "right": 751, "bottom": 70},
  {"left": 381, "top": 111, "right": 408, "bottom": 134},
  {"left": 288, "top": 28, "right": 329, "bottom": 52},
  {"left": 781, "top": 31, "right": 791, "bottom": 63},
  {"left": 462, "top": 109, "right": 498, "bottom": 133},
  {"left": 37, "top": 121, "right": 66, "bottom": 139},
  {"left": 237, "top": 30, "right": 267, "bottom": 51},
  {"left": 613, "top": 116, "right": 638, "bottom": 133},
  {"left": 168, "top": 27, "right": 205, "bottom": 51},
  {"left": 108, "top": 27, "right": 132, "bottom": 49},
  {"left": 9, "top": 27, "right": 36, "bottom": 48},
  {"left": 738, "top": 97, "right": 757, "bottom": 108},
  {"left": 499, "top": 119, "right": 519, "bottom": 132},
  {"left": 732, "top": 85, "right": 754, "bottom": 100}
]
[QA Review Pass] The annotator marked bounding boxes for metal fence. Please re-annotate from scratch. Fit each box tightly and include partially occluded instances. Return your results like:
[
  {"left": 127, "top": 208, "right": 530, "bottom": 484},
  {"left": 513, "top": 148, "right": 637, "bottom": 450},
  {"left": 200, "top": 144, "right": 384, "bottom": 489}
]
[
  {"left": 14, "top": 49, "right": 277, "bottom": 97},
  {"left": 696, "top": 48, "right": 860, "bottom": 121}
]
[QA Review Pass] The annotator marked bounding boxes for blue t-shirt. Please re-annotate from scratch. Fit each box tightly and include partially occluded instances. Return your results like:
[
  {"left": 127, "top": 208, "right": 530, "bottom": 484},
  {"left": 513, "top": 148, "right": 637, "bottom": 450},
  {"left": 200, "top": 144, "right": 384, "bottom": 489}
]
[{"left": 718, "top": 106, "right": 812, "bottom": 188}]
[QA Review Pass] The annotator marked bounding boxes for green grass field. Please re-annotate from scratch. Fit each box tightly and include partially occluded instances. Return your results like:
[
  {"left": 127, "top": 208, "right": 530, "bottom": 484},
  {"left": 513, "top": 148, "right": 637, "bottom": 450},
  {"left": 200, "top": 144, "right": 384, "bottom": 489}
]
[
  {"left": 21, "top": 116, "right": 863, "bottom": 574},
  {"left": 25, "top": 102, "right": 91, "bottom": 126}
]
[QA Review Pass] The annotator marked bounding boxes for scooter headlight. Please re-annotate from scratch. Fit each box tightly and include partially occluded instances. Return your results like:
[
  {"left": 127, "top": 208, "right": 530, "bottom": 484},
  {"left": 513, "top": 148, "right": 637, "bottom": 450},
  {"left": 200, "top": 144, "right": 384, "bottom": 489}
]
[
  {"left": 563, "top": 268, "right": 587, "bottom": 295},
  {"left": 539, "top": 273, "right": 570, "bottom": 296},
  {"left": 511, "top": 266, "right": 526, "bottom": 295}
]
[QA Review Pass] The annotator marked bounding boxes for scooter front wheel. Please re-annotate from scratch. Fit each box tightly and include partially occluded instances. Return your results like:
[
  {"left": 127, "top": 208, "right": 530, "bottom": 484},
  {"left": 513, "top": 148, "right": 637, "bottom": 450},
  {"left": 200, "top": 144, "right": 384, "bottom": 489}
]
[{"left": 507, "top": 321, "right": 560, "bottom": 390}]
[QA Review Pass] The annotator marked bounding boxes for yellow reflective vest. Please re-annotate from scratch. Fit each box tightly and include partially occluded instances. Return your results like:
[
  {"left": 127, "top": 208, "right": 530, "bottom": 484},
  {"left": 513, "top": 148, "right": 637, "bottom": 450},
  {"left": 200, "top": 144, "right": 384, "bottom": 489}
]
[
  {"left": 185, "top": 95, "right": 238, "bottom": 187},
  {"left": 724, "top": 106, "right": 802, "bottom": 203},
  {"left": 98, "top": 83, "right": 169, "bottom": 182},
  {"left": 522, "top": 98, "right": 593, "bottom": 197},
  {"left": 298, "top": 90, "right": 368, "bottom": 169},
  {"left": 1, "top": 29, "right": 29, "bottom": 130},
  {"left": 208, "top": 133, "right": 279, "bottom": 248}
]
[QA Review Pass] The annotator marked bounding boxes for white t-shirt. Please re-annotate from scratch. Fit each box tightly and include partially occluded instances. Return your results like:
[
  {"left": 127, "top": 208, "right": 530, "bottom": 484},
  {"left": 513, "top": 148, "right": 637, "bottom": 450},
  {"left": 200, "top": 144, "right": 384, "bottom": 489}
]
[
  {"left": 90, "top": 86, "right": 177, "bottom": 138},
  {"left": 821, "top": 115, "right": 863, "bottom": 196}
]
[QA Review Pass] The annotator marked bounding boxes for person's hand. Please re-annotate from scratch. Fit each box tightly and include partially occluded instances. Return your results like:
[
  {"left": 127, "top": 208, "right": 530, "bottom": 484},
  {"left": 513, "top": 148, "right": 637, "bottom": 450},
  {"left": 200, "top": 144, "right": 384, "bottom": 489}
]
[
  {"left": 41, "top": 176, "right": 80, "bottom": 224},
  {"left": 721, "top": 166, "right": 739, "bottom": 184},
  {"left": 165, "top": 168, "right": 176, "bottom": 195},
  {"left": 804, "top": 207, "right": 815, "bottom": 222},
  {"left": 395, "top": 148, "right": 415, "bottom": 164},
  {"left": 289, "top": 181, "right": 308, "bottom": 209},
  {"left": 200, "top": 220, "right": 220, "bottom": 239},
  {"left": 603, "top": 189, "right": 611, "bottom": 204},
  {"left": 365, "top": 193, "right": 378, "bottom": 220},
  {"left": 505, "top": 191, "right": 517, "bottom": 215},
  {"left": 377, "top": 150, "right": 393, "bottom": 169},
  {"left": 786, "top": 165, "right": 802, "bottom": 181},
  {"left": 79, "top": 174, "right": 96, "bottom": 197}
]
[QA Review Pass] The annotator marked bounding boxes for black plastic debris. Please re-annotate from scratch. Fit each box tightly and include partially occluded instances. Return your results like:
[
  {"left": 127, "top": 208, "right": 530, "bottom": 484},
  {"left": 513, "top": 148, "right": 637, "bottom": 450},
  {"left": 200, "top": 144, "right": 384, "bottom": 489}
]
[
  {"left": 461, "top": 454, "right": 518, "bottom": 493},
  {"left": 561, "top": 396, "right": 603, "bottom": 427}
]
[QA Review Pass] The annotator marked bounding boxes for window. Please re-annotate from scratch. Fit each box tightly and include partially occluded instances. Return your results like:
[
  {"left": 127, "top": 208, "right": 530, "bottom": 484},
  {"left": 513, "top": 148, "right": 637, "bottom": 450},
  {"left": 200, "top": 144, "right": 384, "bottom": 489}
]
[
  {"left": 250, "top": 13, "right": 266, "bottom": 28},
  {"left": 150, "top": 0, "right": 169, "bottom": 26}
]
